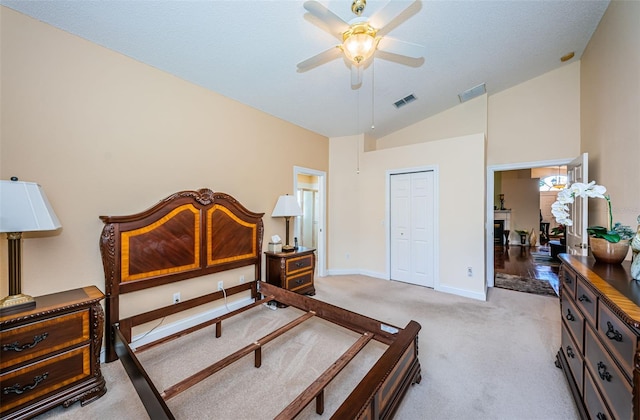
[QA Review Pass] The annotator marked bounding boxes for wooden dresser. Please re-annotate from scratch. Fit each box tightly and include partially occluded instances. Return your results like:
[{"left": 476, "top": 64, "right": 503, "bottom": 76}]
[
  {"left": 557, "top": 254, "right": 640, "bottom": 420},
  {"left": 264, "top": 247, "right": 316, "bottom": 296},
  {"left": 0, "top": 286, "right": 106, "bottom": 419}
]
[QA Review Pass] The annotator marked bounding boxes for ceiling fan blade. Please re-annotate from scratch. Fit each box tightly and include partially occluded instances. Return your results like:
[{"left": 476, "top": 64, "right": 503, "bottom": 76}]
[
  {"left": 297, "top": 46, "right": 343, "bottom": 72},
  {"left": 376, "top": 50, "right": 425, "bottom": 68},
  {"left": 351, "top": 64, "right": 362, "bottom": 88},
  {"left": 371, "top": 0, "right": 421, "bottom": 37},
  {"left": 303, "top": 1, "right": 350, "bottom": 38},
  {"left": 377, "top": 37, "right": 424, "bottom": 59}
]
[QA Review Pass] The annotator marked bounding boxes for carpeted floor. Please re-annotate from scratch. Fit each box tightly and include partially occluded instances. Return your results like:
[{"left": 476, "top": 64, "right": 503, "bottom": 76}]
[
  {"left": 34, "top": 275, "right": 577, "bottom": 419},
  {"left": 495, "top": 272, "right": 558, "bottom": 297}
]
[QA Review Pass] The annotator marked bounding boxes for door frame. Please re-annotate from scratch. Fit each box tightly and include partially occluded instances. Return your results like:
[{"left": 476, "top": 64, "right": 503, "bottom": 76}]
[
  {"left": 293, "top": 166, "right": 327, "bottom": 277},
  {"left": 386, "top": 165, "right": 439, "bottom": 288},
  {"left": 486, "top": 158, "right": 573, "bottom": 289}
]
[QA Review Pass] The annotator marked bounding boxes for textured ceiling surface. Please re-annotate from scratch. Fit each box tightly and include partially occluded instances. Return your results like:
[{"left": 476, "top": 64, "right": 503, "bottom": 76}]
[{"left": 2, "top": 0, "right": 610, "bottom": 139}]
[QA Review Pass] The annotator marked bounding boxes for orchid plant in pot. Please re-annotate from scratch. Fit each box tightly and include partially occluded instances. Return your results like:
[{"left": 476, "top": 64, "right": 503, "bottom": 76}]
[{"left": 551, "top": 181, "right": 633, "bottom": 264}]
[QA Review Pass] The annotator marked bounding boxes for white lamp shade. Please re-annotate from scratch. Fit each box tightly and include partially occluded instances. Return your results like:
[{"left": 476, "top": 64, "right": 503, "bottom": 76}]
[
  {"left": 271, "top": 194, "right": 303, "bottom": 218},
  {"left": 0, "top": 180, "right": 61, "bottom": 233}
]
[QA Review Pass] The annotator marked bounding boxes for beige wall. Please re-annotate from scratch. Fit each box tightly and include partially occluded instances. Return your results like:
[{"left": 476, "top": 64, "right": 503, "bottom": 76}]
[
  {"left": 330, "top": 133, "right": 487, "bottom": 300},
  {"left": 580, "top": 0, "right": 640, "bottom": 231},
  {"left": 376, "top": 94, "right": 487, "bottom": 150},
  {"left": 499, "top": 170, "right": 540, "bottom": 244},
  {"left": 0, "top": 8, "right": 328, "bottom": 303},
  {"left": 488, "top": 61, "right": 581, "bottom": 166}
]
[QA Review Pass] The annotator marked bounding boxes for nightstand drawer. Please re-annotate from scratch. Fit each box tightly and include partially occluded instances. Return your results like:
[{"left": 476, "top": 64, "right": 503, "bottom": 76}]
[
  {"left": 1, "top": 310, "right": 90, "bottom": 371},
  {"left": 585, "top": 325, "right": 632, "bottom": 420},
  {"left": 286, "top": 271, "right": 313, "bottom": 293},
  {"left": 598, "top": 302, "right": 636, "bottom": 379},
  {"left": 285, "top": 254, "right": 313, "bottom": 275},
  {"left": 0, "top": 345, "right": 91, "bottom": 415}
]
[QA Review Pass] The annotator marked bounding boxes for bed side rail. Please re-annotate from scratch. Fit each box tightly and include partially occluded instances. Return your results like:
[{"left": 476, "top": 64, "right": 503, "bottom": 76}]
[{"left": 113, "top": 325, "right": 175, "bottom": 420}]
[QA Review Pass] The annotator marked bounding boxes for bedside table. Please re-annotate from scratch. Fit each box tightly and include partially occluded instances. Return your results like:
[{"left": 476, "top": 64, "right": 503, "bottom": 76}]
[
  {"left": 1, "top": 286, "right": 106, "bottom": 419},
  {"left": 265, "top": 247, "right": 316, "bottom": 297}
]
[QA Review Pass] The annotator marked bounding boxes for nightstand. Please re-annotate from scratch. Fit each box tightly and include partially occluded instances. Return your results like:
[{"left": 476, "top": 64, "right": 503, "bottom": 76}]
[
  {"left": 0, "top": 286, "right": 106, "bottom": 419},
  {"left": 264, "top": 247, "right": 316, "bottom": 297}
]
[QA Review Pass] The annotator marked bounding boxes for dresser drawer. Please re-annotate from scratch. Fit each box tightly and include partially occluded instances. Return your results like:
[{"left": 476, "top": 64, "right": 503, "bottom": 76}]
[
  {"left": 561, "top": 322, "right": 583, "bottom": 394},
  {"left": 1, "top": 310, "right": 90, "bottom": 371},
  {"left": 562, "top": 292, "right": 584, "bottom": 353},
  {"left": 285, "top": 254, "right": 313, "bottom": 275},
  {"left": 597, "top": 302, "right": 636, "bottom": 380},
  {"left": 575, "top": 278, "right": 597, "bottom": 327},
  {"left": 561, "top": 266, "right": 577, "bottom": 298},
  {"left": 584, "top": 367, "right": 615, "bottom": 420},
  {"left": 286, "top": 271, "right": 313, "bottom": 293},
  {"left": 0, "top": 345, "right": 92, "bottom": 415},
  {"left": 585, "top": 325, "right": 632, "bottom": 420}
]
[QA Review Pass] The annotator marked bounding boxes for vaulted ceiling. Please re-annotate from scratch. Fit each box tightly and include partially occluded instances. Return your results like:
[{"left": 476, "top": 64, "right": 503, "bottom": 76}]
[{"left": 2, "top": 0, "right": 610, "bottom": 138}]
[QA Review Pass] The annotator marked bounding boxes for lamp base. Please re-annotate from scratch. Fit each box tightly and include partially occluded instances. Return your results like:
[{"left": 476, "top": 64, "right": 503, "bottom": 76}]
[
  {"left": 281, "top": 245, "right": 295, "bottom": 253},
  {"left": 0, "top": 293, "right": 36, "bottom": 315}
]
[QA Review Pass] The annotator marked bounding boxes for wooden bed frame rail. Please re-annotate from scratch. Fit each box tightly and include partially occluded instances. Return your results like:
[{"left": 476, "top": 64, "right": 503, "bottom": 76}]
[{"left": 99, "top": 189, "right": 421, "bottom": 419}]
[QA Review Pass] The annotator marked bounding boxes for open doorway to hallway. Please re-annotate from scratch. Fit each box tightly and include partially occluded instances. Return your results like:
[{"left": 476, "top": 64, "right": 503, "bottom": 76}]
[
  {"left": 293, "top": 166, "right": 326, "bottom": 277},
  {"left": 487, "top": 159, "right": 573, "bottom": 292}
]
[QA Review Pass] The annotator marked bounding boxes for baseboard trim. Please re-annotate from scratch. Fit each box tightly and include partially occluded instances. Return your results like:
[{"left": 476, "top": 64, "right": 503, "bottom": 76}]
[{"left": 436, "top": 284, "right": 486, "bottom": 301}]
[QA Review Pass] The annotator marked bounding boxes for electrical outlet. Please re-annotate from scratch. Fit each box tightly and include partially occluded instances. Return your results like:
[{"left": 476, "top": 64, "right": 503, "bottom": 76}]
[
  {"left": 239, "top": 275, "right": 245, "bottom": 284},
  {"left": 217, "top": 281, "right": 224, "bottom": 291},
  {"left": 467, "top": 267, "right": 473, "bottom": 277},
  {"left": 173, "top": 292, "right": 181, "bottom": 304}
]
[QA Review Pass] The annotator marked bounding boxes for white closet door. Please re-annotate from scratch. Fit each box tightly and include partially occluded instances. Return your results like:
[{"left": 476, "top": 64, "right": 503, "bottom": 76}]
[{"left": 390, "top": 171, "right": 435, "bottom": 287}]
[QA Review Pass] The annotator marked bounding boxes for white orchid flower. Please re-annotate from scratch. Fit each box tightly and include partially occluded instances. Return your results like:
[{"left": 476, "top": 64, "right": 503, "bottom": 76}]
[{"left": 550, "top": 181, "right": 607, "bottom": 229}]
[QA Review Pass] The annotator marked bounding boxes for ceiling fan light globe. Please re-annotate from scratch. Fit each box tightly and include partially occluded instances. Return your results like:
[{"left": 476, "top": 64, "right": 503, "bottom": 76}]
[{"left": 343, "top": 33, "right": 376, "bottom": 64}]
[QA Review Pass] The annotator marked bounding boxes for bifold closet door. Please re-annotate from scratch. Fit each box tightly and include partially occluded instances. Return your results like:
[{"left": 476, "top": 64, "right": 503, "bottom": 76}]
[{"left": 390, "top": 171, "right": 435, "bottom": 288}]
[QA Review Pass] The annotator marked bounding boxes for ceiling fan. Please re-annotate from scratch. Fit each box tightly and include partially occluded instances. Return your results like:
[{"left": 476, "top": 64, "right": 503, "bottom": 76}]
[{"left": 297, "top": 0, "right": 424, "bottom": 88}]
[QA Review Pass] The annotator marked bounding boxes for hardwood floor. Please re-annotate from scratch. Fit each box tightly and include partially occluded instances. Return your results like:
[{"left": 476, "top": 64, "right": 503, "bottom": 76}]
[{"left": 494, "top": 243, "right": 560, "bottom": 291}]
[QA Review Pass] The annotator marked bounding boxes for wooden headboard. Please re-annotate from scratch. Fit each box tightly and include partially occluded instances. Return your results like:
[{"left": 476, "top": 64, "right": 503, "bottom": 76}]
[{"left": 99, "top": 188, "right": 264, "bottom": 361}]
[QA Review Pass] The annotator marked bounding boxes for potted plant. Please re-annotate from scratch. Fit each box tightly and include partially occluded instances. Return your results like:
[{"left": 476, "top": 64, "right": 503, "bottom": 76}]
[{"left": 551, "top": 181, "right": 633, "bottom": 263}]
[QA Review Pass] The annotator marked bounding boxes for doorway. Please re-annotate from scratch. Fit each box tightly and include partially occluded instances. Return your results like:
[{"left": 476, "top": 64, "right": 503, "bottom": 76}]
[
  {"left": 293, "top": 166, "right": 326, "bottom": 277},
  {"left": 486, "top": 158, "right": 577, "bottom": 288}
]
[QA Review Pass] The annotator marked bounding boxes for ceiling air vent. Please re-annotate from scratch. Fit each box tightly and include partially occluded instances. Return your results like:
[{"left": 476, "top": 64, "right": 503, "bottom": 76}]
[
  {"left": 393, "top": 94, "right": 417, "bottom": 109},
  {"left": 458, "top": 83, "right": 486, "bottom": 103}
]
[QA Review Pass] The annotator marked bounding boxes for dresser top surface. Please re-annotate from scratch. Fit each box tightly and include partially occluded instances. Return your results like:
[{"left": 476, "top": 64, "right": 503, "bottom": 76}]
[
  {"left": 0, "top": 286, "right": 104, "bottom": 325},
  {"left": 560, "top": 254, "right": 640, "bottom": 324}
]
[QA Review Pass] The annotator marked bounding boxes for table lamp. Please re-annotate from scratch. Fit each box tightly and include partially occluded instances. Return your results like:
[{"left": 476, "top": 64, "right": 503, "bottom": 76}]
[
  {"left": 0, "top": 178, "right": 61, "bottom": 314},
  {"left": 271, "top": 194, "right": 303, "bottom": 252}
]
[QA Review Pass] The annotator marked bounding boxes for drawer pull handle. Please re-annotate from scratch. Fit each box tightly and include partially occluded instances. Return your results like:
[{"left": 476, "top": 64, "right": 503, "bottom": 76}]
[
  {"left": 295, "top": 278, "right": 304, "bottom": 285},
  {"left": 597, "top": 362, "right": 612, "bottom": 382},
  {"left": 578, "top": 294, "right": 591, "bottom": 303},
  {"left": 295, "top": 262, "right": 304, "bottom": 268},
  {"left": 605, "top": 321, "right": 623, "bottom": 342},
  {"left": 2, "top": 333, "right": 49, "bottom": 352},
  {"left": 566, "top": 345, "right": 575, "bottom": 359},
  {"left": 596, "top": 413, "right": 606, "bottom": 420},
  {"left": 565, "top": 309, "right": 575, "bottom": 322},
  {"left": 565, "top": 277, "right": 573, "bottom": 285},
  {"left": 3, "top": 372, "right": 49, "bottom": 395}
]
